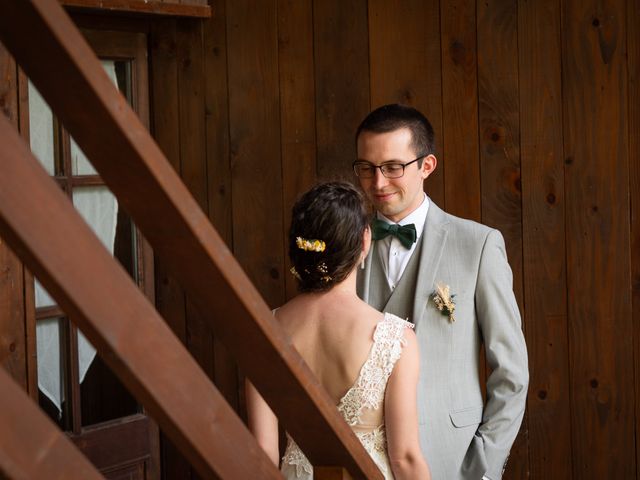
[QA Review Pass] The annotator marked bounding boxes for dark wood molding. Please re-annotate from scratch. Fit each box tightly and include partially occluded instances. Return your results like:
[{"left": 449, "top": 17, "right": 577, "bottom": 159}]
[{"left": 61, "top": 0, "right": 211, "bottom": 18}]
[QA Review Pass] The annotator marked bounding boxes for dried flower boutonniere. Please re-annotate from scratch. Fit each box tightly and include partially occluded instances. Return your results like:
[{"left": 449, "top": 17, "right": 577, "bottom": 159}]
[{"left": 432, "top": 283, "right": 456, "bottom": 322}]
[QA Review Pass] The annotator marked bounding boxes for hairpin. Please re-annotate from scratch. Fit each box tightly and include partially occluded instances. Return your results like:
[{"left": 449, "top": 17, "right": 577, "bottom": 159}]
[
  {"left": 290, "top": 266, "right": 302, "bottom": 280},
  {"left": 296, "top": 236, "right": 326, "bottom": 253}
]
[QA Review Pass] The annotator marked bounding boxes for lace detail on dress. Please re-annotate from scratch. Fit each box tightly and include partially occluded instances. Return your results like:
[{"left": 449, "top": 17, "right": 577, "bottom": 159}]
[
  {"left": 282, "top": 434, "right": 313, "bottom": 478},
  {"left": 337, "top": 313, "right": 414, "bottom": 426},
  {"left": 281, "top": 428, "right": 390, "bottom": 479},
  {"left": 356, "top": 425, "right": 387, "bottom": 455},
  {"left": 356, "top": 425, "right": 389, "bottom": 474},
  {"left": 280, "top": 313, "right": 412, "bottom": 479}
]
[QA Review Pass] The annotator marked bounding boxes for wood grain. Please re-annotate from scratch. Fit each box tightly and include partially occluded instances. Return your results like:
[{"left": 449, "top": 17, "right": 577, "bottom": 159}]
[
  {"left": 0, "top": 43, "right": 27, "bottom": 389},
  {"left": 226, "top": 0, "right": 285, "bottom": 309},
  {"left": 0, "top": 367, "right": 104, "bottom": 480},
  {"left": 628, "top": 0, "right": 640, "bottom": 478},
  {"left": 60, "top": 0, "right": 211, "bottom": 18},
  {"left": 149, "top": 19, "right": 187, "bottom": 344},
  {"left": 367, "top": 0, "right": 445, "bottom": 206},
  {"left": 562, "top": 0, "right": 634, "bottom": 477},
  {"left": 313, "top": 0, "right": 370, "bottom": 181},
  {"left": 477, "top": 1, "right": 527, "bottom": 475},
  {"left": 440, "top": 0, "right": 480, "bottom": 221},
  {"left": 0, "top": 0, "right": 383, "bottom": 477},
  {"left": 203, "top": 0, "right": 240, "bottom": 414},
  {"left": 518, "top": 0, "right": 571, "bottom": 477},
  {"left": 277, "top": 0, "right": 317, "bottom": 301},
  {"left": 0, "top": 112, "right": 282, "bottom": 479}
]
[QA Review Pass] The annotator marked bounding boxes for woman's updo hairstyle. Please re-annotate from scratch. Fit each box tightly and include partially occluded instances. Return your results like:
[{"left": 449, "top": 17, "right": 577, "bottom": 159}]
[{"left": 289, "top": 181, "right": 369, "bottom": 293}]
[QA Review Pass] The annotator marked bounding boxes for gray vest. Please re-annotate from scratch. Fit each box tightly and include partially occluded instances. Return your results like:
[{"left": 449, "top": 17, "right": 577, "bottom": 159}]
[{"left": 367, "top": 234, "right": 425, "bottom": 322}]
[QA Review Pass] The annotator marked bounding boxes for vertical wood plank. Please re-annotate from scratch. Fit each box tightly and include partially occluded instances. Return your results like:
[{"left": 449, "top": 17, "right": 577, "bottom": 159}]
[
  {"left": 150, "top": 19, "right": 186, "bottom": 343},
  {"left": 441, "top": 0, "right": 480, "bottom": 220},
  {"left": 367, "top": 0, "right": 444, "bottom": 206},
  {"left": 177, "top": 20, "right": 207, "bottom": 210},
  {"left": 17, "top": 67, "right": 38, "bottom": 401},
  {"left": 204, "top": 0, "right": 240, "bottom": 412},
  {"left": 204, "top": 0, "right": 232, "bottom": 247},
  {"left": 477, "top": 1, "right": 527, "bottom": 476},
  {"left": 628, "top": 0, "right": 640, "bottom": 478},
  {"left": 562, "top": 0, "right": 634, "bottom": 477},
  {"left": 227, "top": 0, "right": 284, "bottom": 309},
  {"left": 0, "top": 42, "right": 27, "bottom": 390},
  {"left": 0, "top": 242, "right": 26, "bottom": 388},
  {"left": 277, "top": 0, "right": 317, "bottom": 301},
  {"left": 313, "top": 0, "right": 370, "bottom": 181},
  {"left": 176, "top": 18, "right": 213, "bottom": 377},
  {"left": 518, "top": 0, "right": 571, "bottom": 478},
  {"left": 175, "top": 22, "right": 219, "bottom": 480},
  {"left": 148, "top": 20, "right": 191, "bottom": 480}
]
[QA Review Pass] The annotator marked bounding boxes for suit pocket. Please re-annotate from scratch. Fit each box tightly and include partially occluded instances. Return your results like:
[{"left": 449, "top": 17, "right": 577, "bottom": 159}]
[{"left": 449, "top": 405, "right": 483, "bottom": 428}]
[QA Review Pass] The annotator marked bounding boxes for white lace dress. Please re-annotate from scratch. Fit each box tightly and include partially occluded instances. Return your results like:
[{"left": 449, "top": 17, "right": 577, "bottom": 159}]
[{"left": 280, "top": 313, "right": 413, "bottom": 479}]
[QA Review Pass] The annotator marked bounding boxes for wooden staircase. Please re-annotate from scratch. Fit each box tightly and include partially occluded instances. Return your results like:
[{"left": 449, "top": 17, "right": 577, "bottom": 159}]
[{"left": 0, "top": 1, "right": 383, "bottom": 478}]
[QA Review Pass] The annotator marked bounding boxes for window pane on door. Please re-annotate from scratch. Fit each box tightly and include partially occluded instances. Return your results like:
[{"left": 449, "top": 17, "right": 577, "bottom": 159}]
[{"left": 30, "top": 58, "right": 143, "bottom": 427}]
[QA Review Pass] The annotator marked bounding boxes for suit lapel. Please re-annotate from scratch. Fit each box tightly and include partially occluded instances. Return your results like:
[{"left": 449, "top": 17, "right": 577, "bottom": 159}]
[
  {"left": 358, "top": 198, "right": 450, "bottom": 327},
  {"left": 411, "top": 200, "right": 449, "bottom": 329}
]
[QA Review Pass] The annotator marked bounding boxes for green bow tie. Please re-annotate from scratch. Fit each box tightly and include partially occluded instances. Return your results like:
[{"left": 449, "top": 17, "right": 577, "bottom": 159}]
[{"left": 371, "top": 219, "right": 417, "bottom": 249}]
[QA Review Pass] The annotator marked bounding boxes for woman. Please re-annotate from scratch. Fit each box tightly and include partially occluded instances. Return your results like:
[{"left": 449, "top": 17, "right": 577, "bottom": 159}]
[{"left": 246, "top": 182, "right": 430, "bottom": 479}]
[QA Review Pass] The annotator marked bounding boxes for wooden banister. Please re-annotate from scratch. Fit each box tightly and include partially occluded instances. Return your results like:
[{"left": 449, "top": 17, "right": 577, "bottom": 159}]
[
  {"left": 0, "top": 367, "right": 104, "bottom": 479},
  {"left": 0, "top": 112, "right": 281, "bottom": 479},
  {"left": 0, "top": 1, "right": 382, "bottom": 478}
]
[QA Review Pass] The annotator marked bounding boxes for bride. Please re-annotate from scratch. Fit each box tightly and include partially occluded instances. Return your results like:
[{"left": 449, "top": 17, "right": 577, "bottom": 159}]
[{"left": 246, "top": 182, "right": 430, "bottom": 479}]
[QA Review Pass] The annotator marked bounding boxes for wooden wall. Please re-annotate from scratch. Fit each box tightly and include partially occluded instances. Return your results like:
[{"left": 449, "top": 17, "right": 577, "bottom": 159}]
[
  {"left": 0, "top": 0, "right": 639, "bottom": 478},
  {"left": 177, "top": 1, "right": 637, "bottom": 478}
]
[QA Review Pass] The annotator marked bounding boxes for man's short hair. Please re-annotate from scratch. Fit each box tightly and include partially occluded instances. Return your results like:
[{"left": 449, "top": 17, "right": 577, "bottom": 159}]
[{"left": 356, "top": 104, "right": 435, "bottom": 156}]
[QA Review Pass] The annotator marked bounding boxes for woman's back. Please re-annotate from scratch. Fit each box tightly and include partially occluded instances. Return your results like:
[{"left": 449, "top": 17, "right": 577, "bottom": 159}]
[
  {"left": 275, "top": 292, "right": 384, "bottom": 404},
  {"left": 277, "top": 292, "right": 414, "bottom": 479}
]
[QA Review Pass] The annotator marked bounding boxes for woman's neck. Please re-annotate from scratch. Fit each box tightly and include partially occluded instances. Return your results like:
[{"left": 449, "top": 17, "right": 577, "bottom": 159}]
[{"left": 320, "top": 267, "right": 359, "bottom": 298}]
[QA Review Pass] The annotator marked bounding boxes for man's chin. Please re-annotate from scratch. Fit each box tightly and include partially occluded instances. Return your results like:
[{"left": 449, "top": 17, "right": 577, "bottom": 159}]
[{"left": 376, "top": 205, "right": 399, "bottom": 219}]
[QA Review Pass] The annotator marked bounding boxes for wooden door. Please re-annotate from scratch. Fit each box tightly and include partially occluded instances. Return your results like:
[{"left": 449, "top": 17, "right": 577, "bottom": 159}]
[{"left": 23, "top": 27, "right": 160, "bottom": 480}]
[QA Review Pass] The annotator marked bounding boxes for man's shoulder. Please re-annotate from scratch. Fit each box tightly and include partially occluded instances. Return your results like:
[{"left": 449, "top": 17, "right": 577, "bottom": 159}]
[{"left": 429, "top": 200, "right": 497, "bottom": 243}]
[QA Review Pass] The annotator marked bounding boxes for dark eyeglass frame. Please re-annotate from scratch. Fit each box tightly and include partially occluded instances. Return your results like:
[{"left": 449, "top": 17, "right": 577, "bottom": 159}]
[{"left": 352, "top": 154, "right": 427, "bottom": 179}]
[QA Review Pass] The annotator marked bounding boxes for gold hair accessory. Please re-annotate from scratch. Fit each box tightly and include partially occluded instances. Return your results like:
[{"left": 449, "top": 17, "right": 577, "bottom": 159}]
[
  {"left": 290, "top": 266, "right": 302, "bottom": 280},
  {"left": 316, "top": 262, "right": 332, "bottom": 282},
  {"left": 296, "top": 236, "right": 326, "bottom": 253}
]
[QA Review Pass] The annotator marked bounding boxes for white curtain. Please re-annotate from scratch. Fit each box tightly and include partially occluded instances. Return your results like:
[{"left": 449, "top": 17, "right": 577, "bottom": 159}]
[{"left": 30, "top": 60, "right": 120, "bottom": 413}]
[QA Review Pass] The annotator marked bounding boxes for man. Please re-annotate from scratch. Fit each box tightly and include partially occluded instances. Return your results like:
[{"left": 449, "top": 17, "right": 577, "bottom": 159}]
[{"left": 354, "top": 104, "right": 528, "bottom": 480}]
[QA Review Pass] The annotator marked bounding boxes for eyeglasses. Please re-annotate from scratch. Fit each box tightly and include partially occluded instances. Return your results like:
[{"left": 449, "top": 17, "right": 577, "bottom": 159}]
[{"left": 352, "top": 155, "right": 426, "bottom": 179}]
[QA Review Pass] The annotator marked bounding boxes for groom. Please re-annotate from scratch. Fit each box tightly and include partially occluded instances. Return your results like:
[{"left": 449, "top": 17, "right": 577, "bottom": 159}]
[{"left": 354, "top": 104, "right": 528, "bottom": 480}]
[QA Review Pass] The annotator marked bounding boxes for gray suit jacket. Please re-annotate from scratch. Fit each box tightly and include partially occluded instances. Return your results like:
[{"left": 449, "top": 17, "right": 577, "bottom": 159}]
[{"left": 357, "top": 199, "right": 528, "bottom": 480}]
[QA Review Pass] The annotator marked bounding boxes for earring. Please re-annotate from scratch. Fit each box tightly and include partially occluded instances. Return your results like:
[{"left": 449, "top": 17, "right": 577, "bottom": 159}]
[{"left": 360, "top": 255, "right": 365, "bottom": 270}]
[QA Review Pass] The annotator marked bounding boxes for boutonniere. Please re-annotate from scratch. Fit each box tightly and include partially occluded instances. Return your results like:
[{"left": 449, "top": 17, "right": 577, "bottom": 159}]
[{"left": 432, "top": 282, "right": 456, "bottom": 322}]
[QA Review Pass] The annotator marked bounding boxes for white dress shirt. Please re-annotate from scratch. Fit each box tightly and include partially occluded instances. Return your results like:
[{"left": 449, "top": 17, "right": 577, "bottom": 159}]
[{"left": 376, "top": 194, "right": 429, "bottom": 290}]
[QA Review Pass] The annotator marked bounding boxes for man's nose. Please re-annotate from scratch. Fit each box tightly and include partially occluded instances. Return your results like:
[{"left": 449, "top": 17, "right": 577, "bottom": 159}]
[{"left": 373, "top": 168, "right": 388, "bottom": 188}]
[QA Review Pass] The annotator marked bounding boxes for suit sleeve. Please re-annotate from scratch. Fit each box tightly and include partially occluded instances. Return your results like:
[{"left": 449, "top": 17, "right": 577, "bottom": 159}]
[{"left": 474, "top": 229, "right": 529, "bottom": 479}]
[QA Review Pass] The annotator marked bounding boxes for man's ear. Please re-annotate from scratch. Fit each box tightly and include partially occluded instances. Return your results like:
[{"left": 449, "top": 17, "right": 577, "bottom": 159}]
[{"left": 421, "top": 154, "right": 437, "bottom": 179}]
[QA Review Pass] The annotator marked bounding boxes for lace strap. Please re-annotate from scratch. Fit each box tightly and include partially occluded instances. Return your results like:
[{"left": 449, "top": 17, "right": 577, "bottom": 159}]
[
  {"left": 370, "top": 313, "right": 413, "bottom": 385},
  {"left": 337, "top": 313, "right": 413, "bottom": 425}
]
